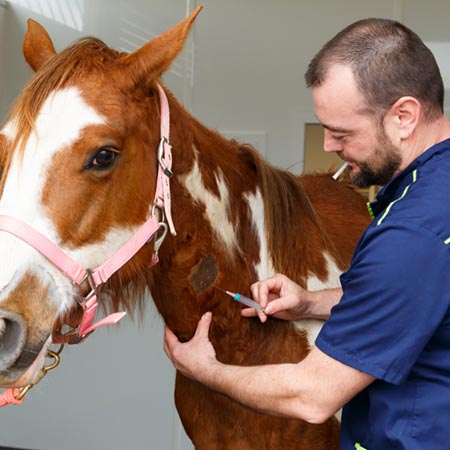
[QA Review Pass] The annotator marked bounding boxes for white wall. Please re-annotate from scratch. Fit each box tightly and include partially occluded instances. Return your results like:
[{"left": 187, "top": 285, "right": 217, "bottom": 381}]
[{"left": 1, "top": 1, "right": 450, "bottom": 449}]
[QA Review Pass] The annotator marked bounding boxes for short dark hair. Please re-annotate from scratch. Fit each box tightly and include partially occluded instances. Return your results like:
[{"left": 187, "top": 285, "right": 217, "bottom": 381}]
[{"left": 305, "top": 18, "right": 444, "bottom": 121}]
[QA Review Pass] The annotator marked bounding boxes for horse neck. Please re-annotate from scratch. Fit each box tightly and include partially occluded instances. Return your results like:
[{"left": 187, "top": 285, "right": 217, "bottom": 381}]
[{"left": 148, "top": 93, "right": 340, "bottom": 336}]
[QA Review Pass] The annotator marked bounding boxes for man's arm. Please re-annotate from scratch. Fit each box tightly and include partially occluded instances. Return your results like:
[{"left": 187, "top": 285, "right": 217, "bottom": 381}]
[{"left": 164, "top": 312, "right": 374, "bottom": 423}]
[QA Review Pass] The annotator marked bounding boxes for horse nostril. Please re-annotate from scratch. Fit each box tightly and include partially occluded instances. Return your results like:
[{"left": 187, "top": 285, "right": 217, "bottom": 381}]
[{"left": 0, "top": 310, "right": 27, "bottom": 370}]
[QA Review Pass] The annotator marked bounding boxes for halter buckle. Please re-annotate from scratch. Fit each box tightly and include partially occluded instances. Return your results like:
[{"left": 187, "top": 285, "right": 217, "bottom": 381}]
[
  {"left": 157, "top": 136, "right": 174, "bottom": 178},
  {"left": 78, "top": 269, "right": 97, "bottom": 303}
]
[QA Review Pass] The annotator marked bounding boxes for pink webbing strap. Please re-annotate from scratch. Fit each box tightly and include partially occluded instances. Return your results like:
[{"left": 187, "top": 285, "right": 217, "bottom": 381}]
[
  {"left": 0, "top": 214, "right": 160, "bottom": 287},
  {"left": 156, "top": 84, "right": 176, "bottom": 236},
  {"left": 90, "top": 215, "right": 160, "bottom": 285},
  {"left": 0, "top": 388, "right": 24, "bottom": 406},
  {"left": 0, "top": 215, "right": 86, "bottom": 284}
]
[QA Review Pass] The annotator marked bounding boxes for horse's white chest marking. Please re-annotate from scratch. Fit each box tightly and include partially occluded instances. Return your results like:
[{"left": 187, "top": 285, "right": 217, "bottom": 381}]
[{"left": 181, "top": 156, "right": 237, "bottom": 252}]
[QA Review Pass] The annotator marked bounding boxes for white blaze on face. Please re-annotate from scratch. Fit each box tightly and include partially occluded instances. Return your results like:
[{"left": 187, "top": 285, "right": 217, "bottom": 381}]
[
  {"left": 181, "top": 155, "right": 237, "bottom": 253},
  {"left": 0, "top": 87, "right": 138, "bottom": 313}
]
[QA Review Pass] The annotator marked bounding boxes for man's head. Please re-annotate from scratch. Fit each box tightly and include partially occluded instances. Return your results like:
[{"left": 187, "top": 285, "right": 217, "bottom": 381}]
[
  {"left": 305, "top": 18, "right": 443, "bottom": 121},
  {"left": 305, "top": 19, "right": 445, "bottom": 187}
]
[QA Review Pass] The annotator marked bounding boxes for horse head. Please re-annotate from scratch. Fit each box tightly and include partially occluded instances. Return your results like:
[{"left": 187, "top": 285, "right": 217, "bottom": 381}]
[{"left": 0, "top": 6, "right": 202, "bottom": 389}]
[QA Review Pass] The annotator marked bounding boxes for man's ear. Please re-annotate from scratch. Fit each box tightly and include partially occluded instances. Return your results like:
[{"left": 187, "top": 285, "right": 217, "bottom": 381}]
[{"left": 386, "top": 96, "right": 421, "bottom": 141}]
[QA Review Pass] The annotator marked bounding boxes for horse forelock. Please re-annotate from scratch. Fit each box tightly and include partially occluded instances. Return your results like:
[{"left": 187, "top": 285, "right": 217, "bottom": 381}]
[{"left": 2, "top": 38, "right": 123, "bottom": 165}]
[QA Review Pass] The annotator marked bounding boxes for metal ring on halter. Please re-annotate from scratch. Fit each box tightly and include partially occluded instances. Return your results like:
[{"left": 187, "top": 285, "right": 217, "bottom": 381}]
[
  {"left": 153, "top": 222, "right": 168, "bottom": 255},
  {"left": 77, "top": 268, "right": 97, "bottom": 303},
  {"left": 15, "top": 345, "right": 64, "bottom": 401},
  {"left": 148, "top": 204, "right": 169, "bottom": 253},
  {"left": 157, "top": 136, "right": 174, "bottom": 178}
]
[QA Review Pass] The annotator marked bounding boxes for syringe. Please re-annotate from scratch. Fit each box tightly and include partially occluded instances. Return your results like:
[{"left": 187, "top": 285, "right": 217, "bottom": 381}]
[{"left": 214, "top": 286, "right": 263, "bottom": 312}]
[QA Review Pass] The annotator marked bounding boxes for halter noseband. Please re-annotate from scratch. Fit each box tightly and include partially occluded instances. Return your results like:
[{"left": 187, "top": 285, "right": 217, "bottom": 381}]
[{"left": 0, "top": 84, "right": 175, "bottom": 405}]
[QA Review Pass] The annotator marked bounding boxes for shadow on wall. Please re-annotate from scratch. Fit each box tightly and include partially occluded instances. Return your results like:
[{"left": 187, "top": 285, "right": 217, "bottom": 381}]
[{"left": 0, "top": 446, "right": 35, "bottom": 450}]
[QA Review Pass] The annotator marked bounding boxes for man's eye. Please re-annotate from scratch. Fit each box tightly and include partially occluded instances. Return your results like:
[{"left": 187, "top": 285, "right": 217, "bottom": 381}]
[{"left": 85, "top": 148, "right": 120, "bottom": 171}]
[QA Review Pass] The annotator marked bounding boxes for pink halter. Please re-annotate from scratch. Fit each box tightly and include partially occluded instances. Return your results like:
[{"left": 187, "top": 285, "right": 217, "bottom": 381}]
[{"left": 0, "top": 84, "right": 175, "bottom": 405}]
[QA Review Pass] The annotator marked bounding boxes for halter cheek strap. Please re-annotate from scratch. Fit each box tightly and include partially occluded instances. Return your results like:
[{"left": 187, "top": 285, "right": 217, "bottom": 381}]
[{"left": 155, "top": 83, "right": 176, "bottom": 236}]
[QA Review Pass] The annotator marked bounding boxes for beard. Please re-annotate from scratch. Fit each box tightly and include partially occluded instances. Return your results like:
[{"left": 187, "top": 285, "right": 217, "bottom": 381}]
[{"left": 350, "top": 127, "right": 402, "bottom": 188}]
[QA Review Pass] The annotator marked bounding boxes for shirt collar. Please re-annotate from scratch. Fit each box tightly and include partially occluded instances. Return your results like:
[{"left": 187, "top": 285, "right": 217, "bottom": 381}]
[{"left": 368, "top": 138, "right": 450, "bottom": 218}]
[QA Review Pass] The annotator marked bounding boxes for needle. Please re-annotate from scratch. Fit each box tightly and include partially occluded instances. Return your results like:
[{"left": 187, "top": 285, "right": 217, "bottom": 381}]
[{"left": 213, "top": 286, "right": 263, "bottom": 313}]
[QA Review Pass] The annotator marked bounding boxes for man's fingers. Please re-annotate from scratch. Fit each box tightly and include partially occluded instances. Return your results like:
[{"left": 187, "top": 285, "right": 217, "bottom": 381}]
[
  {"left": 241, "top": 307, "right": 268, "bottom": 323},
  {"left": 251, "top": 273, "right": 286, "bottom": 308},
  {"left": 163, "top": 325, "right": 178, "bottom": 355},
  {"left": 194, "top": 311, "right": 213, "bottom": 339},
  {"left": 264, "top": 296, "right": 296, "bottom": 316}
]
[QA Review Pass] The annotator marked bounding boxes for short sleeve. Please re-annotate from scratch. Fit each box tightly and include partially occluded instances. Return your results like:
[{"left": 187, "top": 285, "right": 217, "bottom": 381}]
[{"left": 316, "top": 221, "right": 450, "bottom": 385}]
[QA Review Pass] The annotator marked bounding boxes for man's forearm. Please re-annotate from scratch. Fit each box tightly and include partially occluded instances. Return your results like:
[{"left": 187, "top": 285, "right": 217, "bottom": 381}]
[
  {"left": 201, "top": 359, "right": 324, "bottom": 423},
  {"left": 305, "top": 287, "right": 342, "bottom": 320}
]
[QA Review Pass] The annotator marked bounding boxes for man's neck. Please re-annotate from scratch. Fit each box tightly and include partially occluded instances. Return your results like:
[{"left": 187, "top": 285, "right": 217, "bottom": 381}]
[{"left": 400, "top": 116, "right": 450, "bottom": 170}]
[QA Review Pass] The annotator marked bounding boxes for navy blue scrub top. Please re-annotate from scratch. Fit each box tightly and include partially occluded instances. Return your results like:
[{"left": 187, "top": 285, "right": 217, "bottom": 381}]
[{"left": 316, "top": 138, "right": 450, "bottom": 450}]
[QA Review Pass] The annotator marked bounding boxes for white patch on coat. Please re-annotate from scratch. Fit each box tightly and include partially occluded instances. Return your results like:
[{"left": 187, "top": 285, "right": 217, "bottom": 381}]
[
  {"left": 0, "top": 87, "right": 142, "bottom": 314},
  {"left": 181, "top": 156, "right": 237, "bottom": 253},
  {"left": 293, "top": 253, "right": 343, "bottom": 346},
  {"left": 244, "top": 188, "right": 342, "bottom": 348},
  {"left": 305, "top": 253, "right": 342, "bottom": 292},
  {"left": 244, "top": 189, "right": 275, "bottom": 280}
]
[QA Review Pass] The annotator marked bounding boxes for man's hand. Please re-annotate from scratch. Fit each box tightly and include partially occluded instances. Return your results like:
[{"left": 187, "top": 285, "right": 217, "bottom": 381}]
[
  {"left": 241, "top": 273, "right": 341, "bottom": 322},
  {"left": 164, "top": 312, "right": 219, "bottom": 383},
  {"left": 240, "top": 273, "right": 313, "bottom": 322}
]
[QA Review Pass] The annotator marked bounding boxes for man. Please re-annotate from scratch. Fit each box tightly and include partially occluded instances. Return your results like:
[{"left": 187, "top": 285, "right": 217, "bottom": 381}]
[{"left": 164, "top": 18, "right": 450, "bottom": 449}]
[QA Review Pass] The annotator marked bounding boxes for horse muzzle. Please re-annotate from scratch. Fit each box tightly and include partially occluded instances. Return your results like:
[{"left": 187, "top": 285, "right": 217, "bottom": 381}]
[
  {"left": 0, "top": 310, "right": 27, "bottom": 373},
  {"left": 0, "top": 273, "right": 59, "bottom": 387}
]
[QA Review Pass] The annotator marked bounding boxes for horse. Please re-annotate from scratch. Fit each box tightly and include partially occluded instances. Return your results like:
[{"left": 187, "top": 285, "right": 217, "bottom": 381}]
[{"left": 0, "top": 7, "right": 370, "bottom": 449}]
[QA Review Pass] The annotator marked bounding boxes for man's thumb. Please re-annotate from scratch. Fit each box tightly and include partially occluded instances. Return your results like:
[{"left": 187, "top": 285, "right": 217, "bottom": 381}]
[{"left": 195, "top": 311, "right": 212, "bottom": 338}]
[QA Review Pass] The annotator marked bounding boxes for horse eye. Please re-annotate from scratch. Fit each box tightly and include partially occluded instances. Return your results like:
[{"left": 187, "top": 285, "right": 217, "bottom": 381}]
[{"left": 85, "top": 148, "right": 119, "bottom": 171}]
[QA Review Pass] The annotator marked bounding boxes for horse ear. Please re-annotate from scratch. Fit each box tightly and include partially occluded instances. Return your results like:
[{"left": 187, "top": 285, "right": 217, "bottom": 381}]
[
  {"left": 118, "top": 5, "right": 203, "bottom": 85},
  {"left": 23, "top": 19, "right": 57, "bottom": 71}
]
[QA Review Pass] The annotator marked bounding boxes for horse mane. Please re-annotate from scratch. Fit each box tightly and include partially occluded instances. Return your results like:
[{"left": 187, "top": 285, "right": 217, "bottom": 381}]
[{"left": 236, "top": 143, "right": 336, "bottom": 282}]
